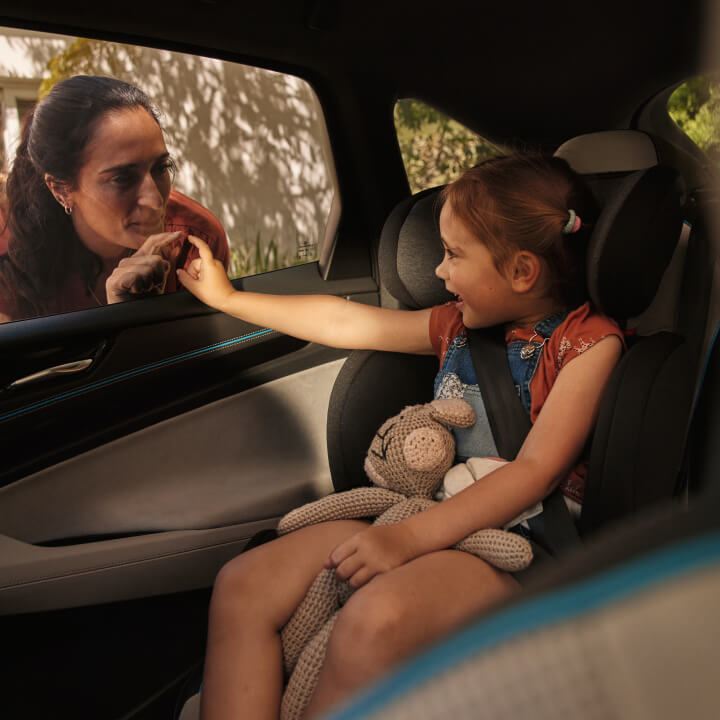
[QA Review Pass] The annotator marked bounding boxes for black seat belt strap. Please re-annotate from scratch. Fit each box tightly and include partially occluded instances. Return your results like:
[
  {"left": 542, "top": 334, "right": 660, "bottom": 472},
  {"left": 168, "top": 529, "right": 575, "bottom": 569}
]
[{"left": 467, "top": 327, "right": 580, "bottom": 555}]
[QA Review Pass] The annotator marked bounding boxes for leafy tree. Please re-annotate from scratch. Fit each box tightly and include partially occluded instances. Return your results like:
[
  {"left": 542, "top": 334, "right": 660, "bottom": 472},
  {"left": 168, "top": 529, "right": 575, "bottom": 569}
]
[
  {"left": 39, "top": 38, "right": 141, "bottom": 99},
  {"left": 394, "top": 99, "right": 502, "bottom": 193},
  {"left": 668, "top": 75, "right": 720, "bottom": 158}
]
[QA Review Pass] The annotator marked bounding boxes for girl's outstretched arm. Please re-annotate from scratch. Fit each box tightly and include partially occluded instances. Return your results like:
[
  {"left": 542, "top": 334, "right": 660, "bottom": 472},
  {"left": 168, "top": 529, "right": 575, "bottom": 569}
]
[
  {"left": 176, "top": 236, "right": 434, "bottom": 354},
  {"left": 327, "top": 335, "right": 623, "bottom": 587}
]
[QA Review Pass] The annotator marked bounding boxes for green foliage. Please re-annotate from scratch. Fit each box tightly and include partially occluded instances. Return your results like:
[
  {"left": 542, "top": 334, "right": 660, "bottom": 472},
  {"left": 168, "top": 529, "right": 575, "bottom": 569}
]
[
  {"left": 394, "top": 99, "right": 502, "bottom": 193},
  {"left": 668, "top": 76, "right": 720, "bottom": 158},
  {"left": 39, "top": 38, "right": 138, "bottom": 98},
  {"left": 229, "top": 232, "right": 317, "bottom": 277}
]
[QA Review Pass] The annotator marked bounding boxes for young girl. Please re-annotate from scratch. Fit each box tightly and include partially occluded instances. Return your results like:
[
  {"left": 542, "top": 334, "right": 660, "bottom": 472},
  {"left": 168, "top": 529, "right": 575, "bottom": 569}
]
[{"left": 177, "top": 155, "right": 623, "bottom": 720}]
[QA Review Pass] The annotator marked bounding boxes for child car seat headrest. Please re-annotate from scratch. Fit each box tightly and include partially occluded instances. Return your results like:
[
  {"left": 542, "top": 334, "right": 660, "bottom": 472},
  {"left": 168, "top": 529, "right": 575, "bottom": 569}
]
[
  {"left": 585, "top": 165, "right": 683, "bottom": 321},
  {"left": 556, "top": 131, "right": 683, "bottom": 322},
  {"left": 378, "top": 186, "right": 450, "bottom": 310},
  {"left": 378, "top": 132, "right": 683, "bottom": 323},
  {"left": 554, "top": 130, "right": 659, "bottom": 174}
]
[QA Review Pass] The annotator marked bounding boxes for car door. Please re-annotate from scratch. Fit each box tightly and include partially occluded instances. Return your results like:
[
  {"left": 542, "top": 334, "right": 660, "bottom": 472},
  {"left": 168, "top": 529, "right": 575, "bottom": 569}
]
[
  {"left": 0, "top": 31, "right": 401, "bottom": 719},
  {"left": 0, "top": 267, "right": 380, "bottom": 718}
]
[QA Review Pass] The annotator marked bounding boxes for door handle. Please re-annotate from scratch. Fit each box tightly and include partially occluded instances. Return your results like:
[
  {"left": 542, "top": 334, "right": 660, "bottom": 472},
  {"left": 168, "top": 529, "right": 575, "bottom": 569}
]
[{"left": 7, "top": 359, "right": 94, "bottom": 389}]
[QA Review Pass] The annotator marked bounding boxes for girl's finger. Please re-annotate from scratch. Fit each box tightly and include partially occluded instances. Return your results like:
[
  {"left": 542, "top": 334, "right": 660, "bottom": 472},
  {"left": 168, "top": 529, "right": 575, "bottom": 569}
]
[
  {"left": 187, "top": 258, "right": 202, "bottom": 280},
  {"left": 348, "top": 567, "right": 374, "bottom": 589},
  {"left": 187, "top": 235, "right": 215, "bottom": 262},
  {"left": 334, "top": 553, "right": 364, "bottom": 582},
  {"left": 176, "top": 267, "right": 195, "bottom": 289},
  {"left": 326, "top": 538, "right": 356, "bottom": 568}
]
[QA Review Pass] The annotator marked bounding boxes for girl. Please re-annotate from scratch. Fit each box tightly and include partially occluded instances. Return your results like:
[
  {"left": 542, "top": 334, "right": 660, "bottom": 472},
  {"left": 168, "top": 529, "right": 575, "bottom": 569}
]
[
  {"left": 177, "top": 154, "right": 623, "bottom": 720},
  {"left": 0, "top": 75, "right": 229, "bottom": 323}
]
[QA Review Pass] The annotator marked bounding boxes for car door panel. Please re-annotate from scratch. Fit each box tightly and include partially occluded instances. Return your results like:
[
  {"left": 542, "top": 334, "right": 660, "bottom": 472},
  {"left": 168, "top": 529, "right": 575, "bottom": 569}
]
[
  {"left": 0, "top": 352, "right": 345, "bottom": 614},
  {"left": 0, "top": 262, "right": 377, "bottom": 485},
  {"left": 0, "top": 520, "right": 262, "bottom": 615},
  {"left": 0, "top": 260, "right": 376, "bottom": 615}
]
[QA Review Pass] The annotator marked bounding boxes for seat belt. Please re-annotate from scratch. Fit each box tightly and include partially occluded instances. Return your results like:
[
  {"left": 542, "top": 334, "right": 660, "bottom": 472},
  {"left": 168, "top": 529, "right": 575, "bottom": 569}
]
[{"left": 467, "top": 326, "right": 581, "bottom": 555}]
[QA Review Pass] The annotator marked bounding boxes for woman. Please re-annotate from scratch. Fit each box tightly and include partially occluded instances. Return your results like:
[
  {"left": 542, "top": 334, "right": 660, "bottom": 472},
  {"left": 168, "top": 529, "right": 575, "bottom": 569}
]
[{"left": 0, "top": 75, "right": 229, "bottom": 323}]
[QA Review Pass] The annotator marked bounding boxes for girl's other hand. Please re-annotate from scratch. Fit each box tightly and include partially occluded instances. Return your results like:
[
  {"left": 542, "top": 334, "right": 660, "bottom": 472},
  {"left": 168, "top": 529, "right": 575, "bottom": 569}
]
[
  {"left": 176, "top": 235, "right": 235, "bottom": 311},
  {"left": 325, "top": 523, "right": 423, "bottom": 589}
]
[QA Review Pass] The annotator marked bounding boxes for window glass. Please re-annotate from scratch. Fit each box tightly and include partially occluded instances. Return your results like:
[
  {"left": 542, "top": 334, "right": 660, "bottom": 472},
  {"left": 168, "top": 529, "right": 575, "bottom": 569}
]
[
  {"left": 0, "top": 28, "right": 337, "bottom": 323},
  {"left": 667, "top": 75, "right": 720, "bottom": 162},
  {"left": 394, "top": 99, "right": 502, "bottom": 193}
]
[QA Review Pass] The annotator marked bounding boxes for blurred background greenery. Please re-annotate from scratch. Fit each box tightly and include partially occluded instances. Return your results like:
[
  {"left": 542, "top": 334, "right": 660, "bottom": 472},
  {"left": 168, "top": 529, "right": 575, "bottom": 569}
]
[{"left": 667, "top": 76, "right": 720, "bottom": 158}]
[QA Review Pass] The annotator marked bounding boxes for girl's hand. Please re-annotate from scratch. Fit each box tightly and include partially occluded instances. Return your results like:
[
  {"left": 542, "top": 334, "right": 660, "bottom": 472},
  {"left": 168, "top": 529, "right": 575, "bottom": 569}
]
[
  {"left": 325, "top": 523, "right": 423, "bottom": 589},
  {"left": 106, "top": 230, "right": 183, "bottom": 304},
  {"left": 176, "top": 235, "right": 235, "bottom": 311}
]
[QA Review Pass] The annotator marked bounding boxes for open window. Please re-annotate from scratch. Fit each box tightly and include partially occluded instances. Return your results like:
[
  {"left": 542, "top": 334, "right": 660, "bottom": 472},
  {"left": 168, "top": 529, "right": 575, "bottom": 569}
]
[
  {"left": 393, "top": 98, "right": 502, "bottom": 193},
  {"left": 0, "top": 27, "right": 339, "bottom": 323},
  {"left": 667, "top": 75, "right": 720, "bottom": 164}
]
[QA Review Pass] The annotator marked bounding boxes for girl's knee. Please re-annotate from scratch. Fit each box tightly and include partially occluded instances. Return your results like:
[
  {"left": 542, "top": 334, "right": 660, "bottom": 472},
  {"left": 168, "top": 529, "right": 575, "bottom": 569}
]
[
  {"left": 211, "top": 547, "right": 270, "bottom": 610},
  {"left": 327, "top": 585, "right": 407, "bottom": 677}
]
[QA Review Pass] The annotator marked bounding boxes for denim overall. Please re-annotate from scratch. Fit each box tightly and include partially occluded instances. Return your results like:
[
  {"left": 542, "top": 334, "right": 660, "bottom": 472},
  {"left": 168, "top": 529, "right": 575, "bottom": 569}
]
[
  {"left": 433, "top": 311, "right": 568, "bottom": 460},
  {"left": 433, "top": 312, "right": 568, "bottom": 542}
]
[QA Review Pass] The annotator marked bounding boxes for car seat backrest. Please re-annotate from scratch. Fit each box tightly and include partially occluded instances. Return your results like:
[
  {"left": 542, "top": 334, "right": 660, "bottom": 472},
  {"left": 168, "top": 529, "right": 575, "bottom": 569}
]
[
  {"left": 328, "top": 141, "right": 688, "bottom": 529},
  {"left": 686, "top": 324, "right": 720, "bottom": 499}
]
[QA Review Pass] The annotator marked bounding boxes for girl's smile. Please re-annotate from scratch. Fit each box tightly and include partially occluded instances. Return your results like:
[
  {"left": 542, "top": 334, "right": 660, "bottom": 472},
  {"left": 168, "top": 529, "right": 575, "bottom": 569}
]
[{"left": 435, "top": 200, "right": 517, "bottom": 329}]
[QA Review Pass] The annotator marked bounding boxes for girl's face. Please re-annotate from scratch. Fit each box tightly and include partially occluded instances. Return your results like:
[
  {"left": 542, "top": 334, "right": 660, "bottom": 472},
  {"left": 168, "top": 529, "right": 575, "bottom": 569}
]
[
  {"left": 435, "top": 201, "right": 519, "bottom": 328},
  {"left": 63, "top": 107, "right": 173, "bottom": 261}
]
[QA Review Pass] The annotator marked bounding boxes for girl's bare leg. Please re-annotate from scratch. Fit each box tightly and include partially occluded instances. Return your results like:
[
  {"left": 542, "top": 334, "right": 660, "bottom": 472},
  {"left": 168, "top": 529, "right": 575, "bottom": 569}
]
[
  {"left": 200, "top": 519, "right": 369, "bottom": 720},
  {"left": 303, "top": 550, "right": 519, "bottom": 719}
]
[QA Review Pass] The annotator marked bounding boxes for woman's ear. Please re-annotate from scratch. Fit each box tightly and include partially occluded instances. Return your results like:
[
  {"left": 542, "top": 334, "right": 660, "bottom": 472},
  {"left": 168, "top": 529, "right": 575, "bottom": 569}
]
[
  {"left": 43, "top": 173, "right": 73, "bottom": 213},
  {"left": 509, "top": 250, "right": 542, "bottom": 293}
]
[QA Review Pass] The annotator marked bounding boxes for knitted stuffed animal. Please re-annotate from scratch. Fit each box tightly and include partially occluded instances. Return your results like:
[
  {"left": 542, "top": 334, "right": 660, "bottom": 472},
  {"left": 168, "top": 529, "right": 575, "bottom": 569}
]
[{"left": 277, "top": 398, "right": 533, "bottom": 720}]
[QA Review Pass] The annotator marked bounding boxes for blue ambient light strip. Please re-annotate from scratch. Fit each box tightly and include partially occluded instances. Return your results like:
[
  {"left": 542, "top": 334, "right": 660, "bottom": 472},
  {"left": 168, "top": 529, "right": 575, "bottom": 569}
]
[
  {"left": 329, "top": 531, "right": 720, "bottom": 719},
  {"left": 0, "top": 328, "right": 274, "bottom": 424}
]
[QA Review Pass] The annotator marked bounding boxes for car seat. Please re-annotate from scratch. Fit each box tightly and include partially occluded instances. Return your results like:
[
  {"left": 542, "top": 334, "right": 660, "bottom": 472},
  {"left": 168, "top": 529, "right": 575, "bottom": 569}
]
[
  {"left": 177, "top": 132, "right": 703, "bottom": 719},
  {"left": 317, "top": 317, "right": 720, "bottom": 720},
  {"left": 329, "top": 134, "right": 695, "bottom": 544}
]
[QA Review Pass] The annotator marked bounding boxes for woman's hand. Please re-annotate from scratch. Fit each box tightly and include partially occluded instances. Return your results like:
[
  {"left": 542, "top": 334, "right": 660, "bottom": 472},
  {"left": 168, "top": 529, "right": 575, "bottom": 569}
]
[
  {"left": 105, "top": 230, "right": 184, "bottom": 304},
  {"left": 325, "top": 523, "right": 424, "bottom": 589},
  {"left": 176, "top": 235, "right": 236, "bottom": 311}
]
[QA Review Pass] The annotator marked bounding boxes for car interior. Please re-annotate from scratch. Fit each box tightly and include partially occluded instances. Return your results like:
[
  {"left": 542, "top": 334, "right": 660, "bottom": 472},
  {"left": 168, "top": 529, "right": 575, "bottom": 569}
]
[{"left": 0, "top": 1, "right": 718, "bottom": 718}]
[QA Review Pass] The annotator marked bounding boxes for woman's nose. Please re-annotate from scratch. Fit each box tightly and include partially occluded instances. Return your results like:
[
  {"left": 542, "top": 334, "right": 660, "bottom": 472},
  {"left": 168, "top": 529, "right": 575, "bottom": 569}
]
[
  {"left": 137, "top": 172, "right": 165, "bottom": 211},
  {"left": 435, "top": 260, "right": 446, "bottom": 279}
]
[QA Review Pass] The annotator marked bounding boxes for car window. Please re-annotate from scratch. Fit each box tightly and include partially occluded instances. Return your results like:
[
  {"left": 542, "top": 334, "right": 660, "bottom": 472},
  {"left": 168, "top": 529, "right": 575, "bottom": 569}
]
[
  {"left": 667, "top": 75, "right": 720, "bottom": 163},
  {"left": 0, "top": 28, "right": 338, "bottom": 323},
  {"left": 393, "top": 98, "right": 502, "bottom": 193}
]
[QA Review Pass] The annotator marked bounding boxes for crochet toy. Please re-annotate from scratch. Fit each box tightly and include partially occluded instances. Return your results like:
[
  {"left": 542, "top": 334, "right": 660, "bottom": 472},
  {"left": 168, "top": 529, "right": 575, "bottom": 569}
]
[{"left": 277, "top": 398, "right": 533, "bottom": 720}]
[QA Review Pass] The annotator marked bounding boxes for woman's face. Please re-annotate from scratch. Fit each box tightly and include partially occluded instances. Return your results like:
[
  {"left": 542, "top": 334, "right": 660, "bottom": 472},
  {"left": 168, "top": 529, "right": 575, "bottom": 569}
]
[{"left": 65, "top": 107, "right": 173, "bottom": 261}]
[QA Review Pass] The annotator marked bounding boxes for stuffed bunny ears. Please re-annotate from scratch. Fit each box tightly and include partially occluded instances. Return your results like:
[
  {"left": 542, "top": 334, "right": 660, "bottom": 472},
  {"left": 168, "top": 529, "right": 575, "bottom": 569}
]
[{"left": 428, "top": 398, "right": 476, "bottom": 428}]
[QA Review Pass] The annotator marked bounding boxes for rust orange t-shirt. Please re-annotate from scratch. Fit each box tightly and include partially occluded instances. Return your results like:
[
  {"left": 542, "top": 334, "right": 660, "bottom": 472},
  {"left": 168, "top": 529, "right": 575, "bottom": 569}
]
[
  {"left": 0, "top": 189, "right": 229, "bottom": 321},
  {"left": 429, "top": 301, "right": 623, "bottom": 504}
]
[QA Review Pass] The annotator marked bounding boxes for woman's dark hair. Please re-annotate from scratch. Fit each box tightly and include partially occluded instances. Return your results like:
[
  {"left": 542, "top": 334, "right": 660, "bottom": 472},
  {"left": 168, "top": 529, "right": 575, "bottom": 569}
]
[
  {"left": 441, "top": 154, "right": 597, "bottom": 307},
  {"left": 0, "top": 75, "right": 161, "bottom": 320}
]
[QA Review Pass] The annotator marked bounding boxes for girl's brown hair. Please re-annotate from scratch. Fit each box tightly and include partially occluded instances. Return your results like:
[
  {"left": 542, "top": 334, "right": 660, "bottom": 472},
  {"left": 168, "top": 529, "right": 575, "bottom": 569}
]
[{"left": 440, "top": 154, "right": 596, "bottom": 307}]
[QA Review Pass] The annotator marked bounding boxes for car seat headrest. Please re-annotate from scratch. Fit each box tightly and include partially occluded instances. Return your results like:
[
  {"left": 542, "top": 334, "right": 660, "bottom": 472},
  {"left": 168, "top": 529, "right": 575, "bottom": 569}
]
[
  {"left": 586, "top": 165, "right": 683, "bottom": 321},
  {"left": 555, "top": 130, "right": 659, "bottom": 174},
  {"left": 379, "top": 151, "right": 683, "bottom": 323},
  {"left": 378, "top": 186, "right": 451, "bottom": 310}
]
